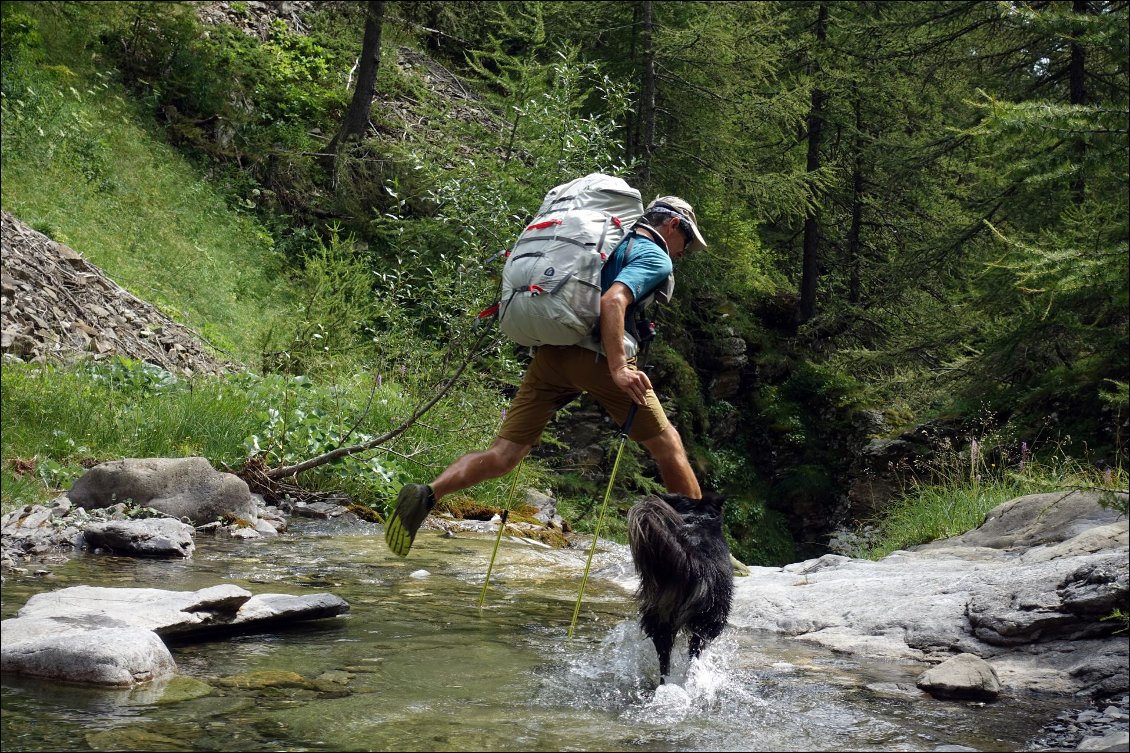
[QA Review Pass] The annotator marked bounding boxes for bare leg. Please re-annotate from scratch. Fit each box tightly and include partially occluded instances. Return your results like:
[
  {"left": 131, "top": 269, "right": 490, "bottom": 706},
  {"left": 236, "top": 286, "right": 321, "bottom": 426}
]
[
  {"left": 640, "top": 425, "right": 701, "bottom": 499},
  {"left": 430, "top": 437, "right": 531, "bottom": 501}
]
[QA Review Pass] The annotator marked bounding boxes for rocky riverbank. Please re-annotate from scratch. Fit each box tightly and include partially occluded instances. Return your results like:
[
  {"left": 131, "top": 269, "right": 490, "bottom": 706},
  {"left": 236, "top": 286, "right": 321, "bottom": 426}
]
[
  {"left": 1027, "top": 694, "right": 1129, "bottom": 752},
  {"left": 2, "top": 480, "right": 1127, "bottom": 751},
  {"left": 725, "top": 488, "right": 1129, "bottom": 752}
]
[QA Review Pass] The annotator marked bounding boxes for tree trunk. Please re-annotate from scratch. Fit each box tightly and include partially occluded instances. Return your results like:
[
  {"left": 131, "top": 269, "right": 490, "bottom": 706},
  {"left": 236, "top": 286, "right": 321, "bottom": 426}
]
[
  {"left": 638, "top": 0, "right": 657, "bottom": 185},
  {"left": 328, "top": 0, "right": 386, "bottom": 156},
  {"left": 1069, "top": 0, "right": 1089, "bottom": 206},
  {"left": 626, "top": 2, "right": 640, "bottom": 162},
  {"left": 847, "top": 89, "right": 864, "bottom": 306},
  {"left": 797, "top": 3, "right": 827, "bottom": 325}
]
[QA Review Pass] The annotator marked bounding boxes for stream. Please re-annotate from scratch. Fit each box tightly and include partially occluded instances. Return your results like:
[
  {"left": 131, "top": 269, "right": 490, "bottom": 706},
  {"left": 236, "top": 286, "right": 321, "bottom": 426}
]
[{"left": 1, "top": 517, "right": 1076, "bottom": 752}]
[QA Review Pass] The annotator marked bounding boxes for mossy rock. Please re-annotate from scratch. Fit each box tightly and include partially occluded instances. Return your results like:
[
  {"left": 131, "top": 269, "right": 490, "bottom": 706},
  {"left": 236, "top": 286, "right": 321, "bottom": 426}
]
[
  {"left": 347, "top": 502, "right": 382, "bottom": 523},
  {"left": 440, "top": 495, "right": 570, "bottom": 548},
  {"left": 215, "top": 670, "right": 311, "bottom": 690},
  {"left": 86, "top": 727, "right": 189, "bottom": 751},
  {"left": 525, "top": 526, "right": 569, "bottom": 549},
  {"left": 155, "top": 675, "right": 214, "bottom": 705},
  {"left": 439, "top": 495, "right": 542, "bottom": 525}
]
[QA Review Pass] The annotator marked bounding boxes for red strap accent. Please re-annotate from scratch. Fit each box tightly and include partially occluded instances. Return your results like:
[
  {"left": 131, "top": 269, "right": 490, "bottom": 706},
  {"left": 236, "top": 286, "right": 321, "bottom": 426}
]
[
  {"left": 527, "top": 219, "right": 563, "bottom": 231},
  {"left": 528, "top": 285, "right": 545, "bottom": 294},
  {"left": 477, "top": 303, "right": 499, "bottom": 320},
  {"left": 611, "top": 216, "right": 622, "bottom": 228}
]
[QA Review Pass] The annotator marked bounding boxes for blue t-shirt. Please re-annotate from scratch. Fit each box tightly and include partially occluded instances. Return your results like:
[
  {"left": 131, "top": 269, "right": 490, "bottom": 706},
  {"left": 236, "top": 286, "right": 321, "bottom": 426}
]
[{"left": 601, "top": 233, "right": 672, "bottom": 303}]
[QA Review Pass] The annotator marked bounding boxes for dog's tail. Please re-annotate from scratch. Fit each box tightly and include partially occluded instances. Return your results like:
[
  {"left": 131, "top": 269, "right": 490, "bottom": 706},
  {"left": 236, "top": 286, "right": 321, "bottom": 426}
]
[{"left": 627, "top": 496, "right": 695, "bottom": 608}]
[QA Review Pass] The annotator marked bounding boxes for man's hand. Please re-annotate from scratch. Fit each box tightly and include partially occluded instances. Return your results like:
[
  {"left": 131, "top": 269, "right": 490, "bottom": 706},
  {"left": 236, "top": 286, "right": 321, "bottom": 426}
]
[{"left": 612, "top": 363, "right": 653, "bottom": 406}]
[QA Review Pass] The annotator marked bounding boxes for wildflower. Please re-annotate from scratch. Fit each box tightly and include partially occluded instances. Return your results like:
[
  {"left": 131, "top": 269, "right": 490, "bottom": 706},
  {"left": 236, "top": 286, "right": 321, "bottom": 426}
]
[
  {"left": 1020, "top": 441, "right": 1029, "bottom": 472},
  {"left": 377, "top": 373, "right": 383, "bottom": 389},
  {"left": 1104, "top": 467, "right": 1113, "bottom": 487}
]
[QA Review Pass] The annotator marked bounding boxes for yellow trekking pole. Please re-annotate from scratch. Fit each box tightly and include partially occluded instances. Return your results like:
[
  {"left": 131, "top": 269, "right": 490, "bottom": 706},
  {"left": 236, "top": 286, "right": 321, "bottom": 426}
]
[
  {"left": 568, "top": 403, "right": 638, "bottom": 638},
  {"left": 478, "top": 459, "right": 523, "bottom": 610}
]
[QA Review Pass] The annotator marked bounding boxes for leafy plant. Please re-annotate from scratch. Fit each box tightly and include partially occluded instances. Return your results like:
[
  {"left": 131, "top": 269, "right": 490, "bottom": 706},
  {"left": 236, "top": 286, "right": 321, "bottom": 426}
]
[
  {"left": 1101, "top": 608, "right": 1129, "bottom": 636},
  {"left": 260, "top": 226, "right": 380, "bottom": 375},
  {"left": 242, "top": 377, "right": 409, "bottom": 500}
]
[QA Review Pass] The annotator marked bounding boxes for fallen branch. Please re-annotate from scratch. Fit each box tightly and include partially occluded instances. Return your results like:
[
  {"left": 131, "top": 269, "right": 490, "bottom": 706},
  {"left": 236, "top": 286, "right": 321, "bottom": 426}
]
[{"left": 262, "top": 327, "right": 493, "bottom": 480}]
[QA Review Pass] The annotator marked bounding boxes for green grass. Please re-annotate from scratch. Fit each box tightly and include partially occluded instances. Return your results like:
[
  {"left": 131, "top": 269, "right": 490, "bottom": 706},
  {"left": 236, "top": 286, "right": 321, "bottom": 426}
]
[
  {"left": 1, "top": 4, "right": 295, "bottom": 365},
  {"left": 1, "top": 360, "right": 267, "bottom": 512},
  {"left": 859, "top": 450, "right": 1128, "bottom": 559},
  {"left": 0, "top": 2, "right": 539, "bottom": 522},
  {"left": 0, "top": 356, "right": 525, "bottom": 519}
]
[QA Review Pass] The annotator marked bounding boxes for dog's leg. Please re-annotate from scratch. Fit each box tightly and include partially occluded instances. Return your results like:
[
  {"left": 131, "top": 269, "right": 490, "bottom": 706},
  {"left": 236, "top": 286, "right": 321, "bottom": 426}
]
[
  {"left": 688, "top": 608, "right": 728, "bottom": 663},
  {"left": 652, "top": 629, "right": 675, "bottom": 683},
  {"left": 688, "top": 630, "right": 706, "bottom": 662}
]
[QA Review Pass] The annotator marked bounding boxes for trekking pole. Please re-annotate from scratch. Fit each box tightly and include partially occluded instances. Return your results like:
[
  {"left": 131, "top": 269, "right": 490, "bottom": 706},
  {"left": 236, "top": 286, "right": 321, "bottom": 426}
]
[
  {"left": 477, "top": 459, "right": 523, "bottom": 610},
  {"left": 567, "top": 402, "right": 639, "bottom": 638}
]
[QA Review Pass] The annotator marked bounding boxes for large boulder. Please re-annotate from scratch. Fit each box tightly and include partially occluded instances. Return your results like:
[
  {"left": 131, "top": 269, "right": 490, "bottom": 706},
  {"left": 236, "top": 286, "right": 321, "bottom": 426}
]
[
  {"left": 917, "top": 652, "right": 1002, "bottom": 701},
  {"left": 67, "top": 457, "right": 258, "bottom": 525},
  {"left": 1, "top": 619, "right": 176, "bottom": 686}
]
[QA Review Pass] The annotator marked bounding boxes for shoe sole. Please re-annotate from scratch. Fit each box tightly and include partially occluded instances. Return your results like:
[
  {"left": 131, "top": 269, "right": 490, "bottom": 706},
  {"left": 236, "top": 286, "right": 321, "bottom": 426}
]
[
  {"left": 385, "top": 511, "right": 413, "bottom": 557},
  {"left": 385, "top": 486, "right": 429, "bottom": 557}
]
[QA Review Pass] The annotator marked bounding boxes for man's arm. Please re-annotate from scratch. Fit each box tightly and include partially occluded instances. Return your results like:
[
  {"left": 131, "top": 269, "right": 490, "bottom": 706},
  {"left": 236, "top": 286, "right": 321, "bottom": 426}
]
[{"left": 600, "top": 282, "right": 653, "bottom": 406}]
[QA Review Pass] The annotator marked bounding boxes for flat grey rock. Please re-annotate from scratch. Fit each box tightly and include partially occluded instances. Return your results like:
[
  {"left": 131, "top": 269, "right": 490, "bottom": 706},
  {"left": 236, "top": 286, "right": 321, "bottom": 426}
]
[
  {"left": 1, "top": 621, "right": 175, "bottom": 686},
  {"left": 83, "top": 518, "right": 196, "bottom": 558},
  {"left": 730, "top": 491, "right": 1128, "bottom": 697},
  {"left": 1, "top": 583, "right": 349, "bottom": 686}
]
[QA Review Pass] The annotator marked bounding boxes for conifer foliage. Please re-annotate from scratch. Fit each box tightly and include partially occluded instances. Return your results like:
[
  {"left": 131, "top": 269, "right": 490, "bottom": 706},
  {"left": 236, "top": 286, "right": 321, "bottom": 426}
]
[{"left": 2, "top": 0, "right": 1126, "bottom": 561}]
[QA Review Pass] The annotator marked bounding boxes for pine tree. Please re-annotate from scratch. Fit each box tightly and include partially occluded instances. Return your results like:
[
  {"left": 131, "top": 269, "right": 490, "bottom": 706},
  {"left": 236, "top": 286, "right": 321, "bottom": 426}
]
[{"left": 961, "top": 0, "right": 1129, "bottom": 443}]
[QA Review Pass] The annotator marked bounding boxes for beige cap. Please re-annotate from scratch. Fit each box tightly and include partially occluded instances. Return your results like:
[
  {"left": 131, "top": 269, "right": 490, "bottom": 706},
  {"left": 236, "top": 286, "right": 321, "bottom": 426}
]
[{"left": 646, "top": 196, "right": 707, "bottom": 253}]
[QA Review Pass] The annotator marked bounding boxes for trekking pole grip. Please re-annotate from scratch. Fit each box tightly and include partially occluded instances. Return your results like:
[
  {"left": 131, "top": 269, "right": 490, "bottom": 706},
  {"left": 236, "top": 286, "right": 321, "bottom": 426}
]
[{"left": 621, "top": 403, "right": 639, "bottom": 437}]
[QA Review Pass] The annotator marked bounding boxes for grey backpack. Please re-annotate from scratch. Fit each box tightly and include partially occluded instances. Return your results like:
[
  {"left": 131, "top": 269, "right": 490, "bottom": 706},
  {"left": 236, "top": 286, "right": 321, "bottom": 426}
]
[{"left": 499, "top": 173, "right": 644, "bottom": 347}]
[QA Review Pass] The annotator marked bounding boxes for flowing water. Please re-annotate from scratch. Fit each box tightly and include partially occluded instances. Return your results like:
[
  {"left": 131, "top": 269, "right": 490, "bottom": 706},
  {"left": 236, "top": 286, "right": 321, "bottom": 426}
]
[{"left": 1, "top": 517, "right": 1074, "bottom": 752}]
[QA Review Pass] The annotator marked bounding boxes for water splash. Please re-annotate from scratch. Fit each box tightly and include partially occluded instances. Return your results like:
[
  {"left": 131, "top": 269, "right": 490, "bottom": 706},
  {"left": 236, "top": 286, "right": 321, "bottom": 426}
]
[
  {"left": 623, "top": 635, "right": 752, "bottom": 725},
  {"left": 534, "top": 621, "right": 655, "bottom": 710}
]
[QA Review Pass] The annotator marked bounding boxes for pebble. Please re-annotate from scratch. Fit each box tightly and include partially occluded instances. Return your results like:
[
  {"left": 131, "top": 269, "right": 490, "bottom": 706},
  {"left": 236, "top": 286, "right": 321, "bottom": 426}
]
[{"left": 1026, "top": 694, "right": 1130, "bottom": 751}]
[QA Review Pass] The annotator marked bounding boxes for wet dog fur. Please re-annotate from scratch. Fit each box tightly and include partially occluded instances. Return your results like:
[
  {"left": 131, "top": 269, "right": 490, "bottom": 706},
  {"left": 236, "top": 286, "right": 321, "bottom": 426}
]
[{"left": 627, "top": 492, "right": 734, "bottom": 682}]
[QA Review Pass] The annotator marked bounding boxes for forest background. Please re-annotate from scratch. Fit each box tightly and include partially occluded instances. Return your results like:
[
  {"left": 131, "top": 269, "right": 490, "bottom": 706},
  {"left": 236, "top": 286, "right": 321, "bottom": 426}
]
[{"left": 1, "top": 0, "right": 1127, "bottom": 567}]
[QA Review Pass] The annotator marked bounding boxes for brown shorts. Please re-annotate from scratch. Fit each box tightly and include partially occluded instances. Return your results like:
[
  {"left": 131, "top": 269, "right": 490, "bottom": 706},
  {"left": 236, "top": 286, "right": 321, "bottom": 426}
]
[{"left": 497, "top": 345, "right": 670, "bottom": 446}]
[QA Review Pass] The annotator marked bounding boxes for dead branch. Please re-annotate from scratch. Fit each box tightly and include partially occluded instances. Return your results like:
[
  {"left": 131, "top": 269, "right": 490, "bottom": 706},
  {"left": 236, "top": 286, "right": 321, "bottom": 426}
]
[{"left": 260, "top": 327, "right": 492, "bottom": 481}]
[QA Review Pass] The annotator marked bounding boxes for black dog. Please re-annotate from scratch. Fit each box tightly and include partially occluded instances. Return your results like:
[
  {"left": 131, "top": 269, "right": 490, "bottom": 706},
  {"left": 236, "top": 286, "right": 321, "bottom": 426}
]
[{"left": 627, "top": 492, "right": 734, "bottom": 682}]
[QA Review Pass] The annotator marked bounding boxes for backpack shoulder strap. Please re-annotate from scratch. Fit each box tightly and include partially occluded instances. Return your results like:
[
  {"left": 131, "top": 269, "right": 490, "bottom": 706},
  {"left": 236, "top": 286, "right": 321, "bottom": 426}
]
[
  {"left": 623, "top": 223, "right": 674, "bottom": 307},
  {"left": 622, "top": 234, "right": 637, "bottom": 265},
  {"left": 629, "top": 221, "right": 667, "bottom": 253}
]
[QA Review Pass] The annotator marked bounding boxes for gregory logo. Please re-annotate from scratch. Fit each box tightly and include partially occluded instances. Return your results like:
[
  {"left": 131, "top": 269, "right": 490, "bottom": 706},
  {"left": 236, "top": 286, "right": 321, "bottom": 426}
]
[{"left": 543, "top": 267, "right": 555, "bottom": 277}]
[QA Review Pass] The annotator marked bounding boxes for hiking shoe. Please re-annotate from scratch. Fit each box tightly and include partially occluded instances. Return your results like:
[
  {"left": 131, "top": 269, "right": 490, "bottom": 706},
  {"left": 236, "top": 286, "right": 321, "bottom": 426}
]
[{"left": 385, "top": 483, "right": 436, "bottom": 557}]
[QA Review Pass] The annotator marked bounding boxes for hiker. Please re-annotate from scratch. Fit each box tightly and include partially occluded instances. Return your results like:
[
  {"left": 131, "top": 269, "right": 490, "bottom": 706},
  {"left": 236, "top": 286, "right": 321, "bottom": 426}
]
[{"left": 385, "top": 196, "right": 708, "bottom": 557}]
